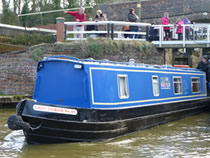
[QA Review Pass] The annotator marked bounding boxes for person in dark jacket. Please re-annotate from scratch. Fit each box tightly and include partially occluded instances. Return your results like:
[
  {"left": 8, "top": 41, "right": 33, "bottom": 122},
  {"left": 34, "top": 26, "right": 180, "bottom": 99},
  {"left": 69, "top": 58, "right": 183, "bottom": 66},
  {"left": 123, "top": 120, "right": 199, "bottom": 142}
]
[
  {"left": 128, "top": 8, "right": 139, "bottom": 39},
  {"left": 86, "top": 17, "right": 95, "bottom": 38},
  {"left": 197, "top": 55, "right": 209, "bottom": 88},
  {"left": 148, "top": 23, "right": 159, "bottom": 41}
]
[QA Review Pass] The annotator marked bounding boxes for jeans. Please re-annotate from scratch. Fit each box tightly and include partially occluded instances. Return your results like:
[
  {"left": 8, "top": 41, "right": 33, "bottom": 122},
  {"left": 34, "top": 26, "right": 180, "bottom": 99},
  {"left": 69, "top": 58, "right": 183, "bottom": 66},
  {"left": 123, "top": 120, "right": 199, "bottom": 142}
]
[
  {"left": 185, "top": 29, "right": 190, "bottom": 40},
  {"left": 129, "top": 28, "right": 139, "bottom": 39},
  {"left": 178, "top": 33, "right": 183, "bottom": 40}
]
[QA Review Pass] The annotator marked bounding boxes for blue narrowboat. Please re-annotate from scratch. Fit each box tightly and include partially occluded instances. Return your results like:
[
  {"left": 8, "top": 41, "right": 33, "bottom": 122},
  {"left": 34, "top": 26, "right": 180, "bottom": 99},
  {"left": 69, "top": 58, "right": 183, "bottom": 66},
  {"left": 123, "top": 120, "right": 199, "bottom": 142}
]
[{"left": 8, "top": 56, "right": 210, "bottom": 144}]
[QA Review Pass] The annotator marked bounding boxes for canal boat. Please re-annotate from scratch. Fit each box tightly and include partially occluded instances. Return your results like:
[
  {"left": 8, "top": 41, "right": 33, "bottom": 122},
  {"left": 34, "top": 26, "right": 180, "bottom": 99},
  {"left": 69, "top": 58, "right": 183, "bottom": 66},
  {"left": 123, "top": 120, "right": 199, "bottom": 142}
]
[{"left": 7, "top": 56, "right": 210, "bottom": 144}]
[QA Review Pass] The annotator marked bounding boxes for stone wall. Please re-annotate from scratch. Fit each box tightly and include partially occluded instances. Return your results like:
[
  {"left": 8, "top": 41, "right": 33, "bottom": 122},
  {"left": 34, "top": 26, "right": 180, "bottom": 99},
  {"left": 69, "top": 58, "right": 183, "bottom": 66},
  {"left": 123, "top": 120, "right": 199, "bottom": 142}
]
[
  {"left": 141, "top": 0, "right": 210, "bottom": 24},
  {"left": 98, "top": 1, "right": 140, "bottom": 21},
  {"left": 98, "top": 0, "right": 210, "bottom": 24}
]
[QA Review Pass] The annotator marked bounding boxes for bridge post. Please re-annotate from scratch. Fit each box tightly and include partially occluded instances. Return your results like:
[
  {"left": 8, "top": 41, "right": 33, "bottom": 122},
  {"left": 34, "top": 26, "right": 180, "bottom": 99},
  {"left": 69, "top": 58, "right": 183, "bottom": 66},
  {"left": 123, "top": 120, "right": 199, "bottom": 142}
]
[
  {"left": 164, "top": 48, "right": 173, "bottom": 65},
  {"left": 107, "top": 23, "right": 110, "bottom": 38},
  {"left": 56, "top": 17, "right": 65, "bottom": 42},
  {"left": 183, "top": 25, "right": 185, "bottom": 47},
  {"left": 207, "top": 26, "right": 210, "bottom": 47},
  {"left": 111, "top": 23, "right": 114, "bottom": 40}
]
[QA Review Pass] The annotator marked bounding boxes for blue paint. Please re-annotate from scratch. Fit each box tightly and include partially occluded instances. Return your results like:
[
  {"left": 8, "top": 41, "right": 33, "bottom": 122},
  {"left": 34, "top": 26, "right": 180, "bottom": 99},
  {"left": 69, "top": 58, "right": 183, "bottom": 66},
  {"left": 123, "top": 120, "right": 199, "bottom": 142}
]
[{"left": 33, "top": 56, "right": 207, "bottom": 109}]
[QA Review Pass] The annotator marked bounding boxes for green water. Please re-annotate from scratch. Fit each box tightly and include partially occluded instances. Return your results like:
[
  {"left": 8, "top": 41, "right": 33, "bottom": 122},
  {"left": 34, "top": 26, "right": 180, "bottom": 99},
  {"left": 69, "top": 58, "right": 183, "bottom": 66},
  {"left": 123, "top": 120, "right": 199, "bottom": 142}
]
[{"left": 0, "top": 108, "right": 210, "bottom": 158}]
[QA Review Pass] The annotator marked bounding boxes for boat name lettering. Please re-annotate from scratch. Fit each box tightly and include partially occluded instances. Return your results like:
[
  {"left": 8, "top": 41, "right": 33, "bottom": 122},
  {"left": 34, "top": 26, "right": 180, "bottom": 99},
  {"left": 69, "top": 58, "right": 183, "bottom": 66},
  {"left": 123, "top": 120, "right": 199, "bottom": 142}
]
[
  {"left": 33, "top": 104, "right": 77, "bottom": 115},
  {"left": 160, "top": 77, "right": 171, "bottom": 89}
]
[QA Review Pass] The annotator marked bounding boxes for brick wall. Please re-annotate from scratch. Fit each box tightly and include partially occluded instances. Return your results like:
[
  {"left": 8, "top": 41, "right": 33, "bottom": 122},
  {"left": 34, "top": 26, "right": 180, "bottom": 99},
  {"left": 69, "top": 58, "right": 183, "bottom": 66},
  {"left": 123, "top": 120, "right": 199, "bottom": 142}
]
[
  {"left": 0, "top": 46, "right": 78, "bottom": 95},
  {"left": 0, "top": 51, "right": 37, "bottom": 95}
]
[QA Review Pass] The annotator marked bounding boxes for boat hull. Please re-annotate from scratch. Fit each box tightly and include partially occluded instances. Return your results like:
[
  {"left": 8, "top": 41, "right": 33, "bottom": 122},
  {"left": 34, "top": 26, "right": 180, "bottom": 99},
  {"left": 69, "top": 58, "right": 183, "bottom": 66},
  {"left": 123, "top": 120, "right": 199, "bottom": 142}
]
[{"left": 16, "top": 98, "right": 210, "bottom": 144}]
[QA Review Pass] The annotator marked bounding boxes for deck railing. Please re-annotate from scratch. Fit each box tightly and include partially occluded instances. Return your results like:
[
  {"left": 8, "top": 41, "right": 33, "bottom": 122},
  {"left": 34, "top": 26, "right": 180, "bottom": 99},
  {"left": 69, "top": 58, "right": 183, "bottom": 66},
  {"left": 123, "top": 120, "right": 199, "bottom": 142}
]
[
  {"left": 64, "top": 21, "right": 151, "bottom": 41},
  {"left": 152, "top": 23, "right": 210, "bottom": 47},
  {"left": 63, "top": 21, "right": 210, "bottom": 48}
]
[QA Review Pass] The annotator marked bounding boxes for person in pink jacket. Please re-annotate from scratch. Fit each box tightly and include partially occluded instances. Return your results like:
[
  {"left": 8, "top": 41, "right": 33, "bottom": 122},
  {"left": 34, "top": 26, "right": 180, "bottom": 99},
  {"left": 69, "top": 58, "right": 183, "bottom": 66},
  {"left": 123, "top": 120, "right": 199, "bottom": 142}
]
[
  {"left": 161, "top": 12, "right": 170, "bottom": 40},
  {"left": 176, "top": 18, "right": 184, "bottom": 40}
]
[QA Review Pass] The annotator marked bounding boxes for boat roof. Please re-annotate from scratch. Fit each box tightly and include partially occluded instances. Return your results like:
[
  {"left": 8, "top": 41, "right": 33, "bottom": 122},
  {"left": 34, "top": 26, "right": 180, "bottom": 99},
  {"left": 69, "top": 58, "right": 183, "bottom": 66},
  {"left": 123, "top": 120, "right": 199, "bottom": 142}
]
[{"left": 42, "top": 56, "right": 202, "bottom": 73}]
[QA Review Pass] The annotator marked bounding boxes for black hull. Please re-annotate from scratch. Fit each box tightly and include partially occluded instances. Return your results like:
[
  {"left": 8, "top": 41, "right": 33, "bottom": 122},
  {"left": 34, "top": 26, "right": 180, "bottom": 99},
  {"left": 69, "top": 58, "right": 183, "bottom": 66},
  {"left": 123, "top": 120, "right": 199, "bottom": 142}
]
[{"left": 16, "top": 98, "right": 210, "bottom": 144}]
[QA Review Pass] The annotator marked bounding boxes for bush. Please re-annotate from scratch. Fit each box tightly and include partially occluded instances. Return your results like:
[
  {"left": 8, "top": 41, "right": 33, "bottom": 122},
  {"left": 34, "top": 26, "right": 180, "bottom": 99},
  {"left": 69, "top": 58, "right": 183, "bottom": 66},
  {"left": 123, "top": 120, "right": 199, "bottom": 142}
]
[
  {"left": 74, "top": 38, "right": 153, "bottom": 59},
  {"left": 31, "top": 47, "right": 44, "bottom": 61}
]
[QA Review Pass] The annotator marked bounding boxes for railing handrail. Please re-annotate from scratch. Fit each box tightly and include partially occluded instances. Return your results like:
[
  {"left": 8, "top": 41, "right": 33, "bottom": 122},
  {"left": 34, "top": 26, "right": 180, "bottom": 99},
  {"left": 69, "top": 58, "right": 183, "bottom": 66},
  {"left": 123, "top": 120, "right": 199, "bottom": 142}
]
[
  {"left": 64, "top": 21, "right": 151, "bottom": 27},
  {"left": 154, "top": 24, "right": 210, "bottom": 27}
]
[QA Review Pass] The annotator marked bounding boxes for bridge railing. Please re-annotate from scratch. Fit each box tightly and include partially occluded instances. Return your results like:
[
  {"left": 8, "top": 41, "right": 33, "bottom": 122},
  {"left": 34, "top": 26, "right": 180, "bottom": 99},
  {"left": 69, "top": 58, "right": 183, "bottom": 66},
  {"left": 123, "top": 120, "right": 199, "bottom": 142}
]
[
  {"left": 152, "top": 23, "right": 210, "bottom": 47},
  {"left": 64, "top": 21, "right": 151, "bottom": 41}
]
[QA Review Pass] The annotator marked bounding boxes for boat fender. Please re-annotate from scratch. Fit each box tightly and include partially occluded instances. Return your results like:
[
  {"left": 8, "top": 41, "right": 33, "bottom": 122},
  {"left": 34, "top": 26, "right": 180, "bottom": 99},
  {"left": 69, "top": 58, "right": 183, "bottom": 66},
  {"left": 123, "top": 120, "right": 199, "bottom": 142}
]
[
  {"left": 7, "top": 115, "right": 31, "bottom": 131},
  {"left": 7, "top": 115, "right": 43, "bottom": 132}
]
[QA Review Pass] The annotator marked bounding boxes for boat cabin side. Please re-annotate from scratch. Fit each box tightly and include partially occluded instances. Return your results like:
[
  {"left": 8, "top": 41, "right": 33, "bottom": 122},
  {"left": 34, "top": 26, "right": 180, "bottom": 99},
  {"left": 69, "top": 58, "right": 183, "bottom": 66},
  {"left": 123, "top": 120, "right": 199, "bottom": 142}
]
[{"left": 86, "top": 64, "right": 207, "bottom": 109}]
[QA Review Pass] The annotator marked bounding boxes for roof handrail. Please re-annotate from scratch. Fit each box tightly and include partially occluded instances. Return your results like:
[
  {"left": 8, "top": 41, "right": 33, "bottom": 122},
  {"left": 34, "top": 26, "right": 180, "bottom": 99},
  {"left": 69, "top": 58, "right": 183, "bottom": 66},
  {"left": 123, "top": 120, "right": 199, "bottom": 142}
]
[{"left": 46, "top": 56, "right": 79, "bottom": 61}]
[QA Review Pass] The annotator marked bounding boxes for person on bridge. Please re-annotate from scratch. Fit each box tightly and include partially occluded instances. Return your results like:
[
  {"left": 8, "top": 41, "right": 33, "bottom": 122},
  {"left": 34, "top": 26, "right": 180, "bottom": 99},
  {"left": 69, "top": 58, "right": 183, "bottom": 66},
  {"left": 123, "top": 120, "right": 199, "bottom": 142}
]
[
  {"left": 161, "top": 12, "right": 170, "bottom": 40},
  {"left": 95, "top": 10, "right": 107, "bottom": 37},
  {"left": 176, "top": 18, "right": 184, "bottom": 40},
  {"left": 128, "top": 8, "right": 139, "bottom": 39},
  {"left": 64, "top": 7, "right": 86, "bottom": 39},
  {"left": 183, "top": 17, "right": 191, "bottom": 40}
]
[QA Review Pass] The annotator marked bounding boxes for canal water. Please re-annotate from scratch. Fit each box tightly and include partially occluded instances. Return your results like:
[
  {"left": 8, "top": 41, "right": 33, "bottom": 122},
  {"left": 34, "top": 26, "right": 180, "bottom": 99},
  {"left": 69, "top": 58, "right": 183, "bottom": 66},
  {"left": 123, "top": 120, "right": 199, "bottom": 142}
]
[{"left": 0, "top": 108, "right": 210, "bottom": 158}]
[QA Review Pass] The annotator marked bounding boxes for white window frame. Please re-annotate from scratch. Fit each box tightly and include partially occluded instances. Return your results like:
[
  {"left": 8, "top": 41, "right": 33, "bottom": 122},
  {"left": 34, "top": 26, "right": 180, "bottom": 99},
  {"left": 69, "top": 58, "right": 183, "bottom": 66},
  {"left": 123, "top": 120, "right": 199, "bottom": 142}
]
[
  {"left": 173, "top": 76, "right": 183, "bottom": 95},
  {"left": 117, "top": 74, "right": 129, "bottom": 99},
  {"left": 191, "top": 77, "right": 201, "bottom": 93},
  {"left": 152, "top": 75, "right": 159, "bottom": 96}
]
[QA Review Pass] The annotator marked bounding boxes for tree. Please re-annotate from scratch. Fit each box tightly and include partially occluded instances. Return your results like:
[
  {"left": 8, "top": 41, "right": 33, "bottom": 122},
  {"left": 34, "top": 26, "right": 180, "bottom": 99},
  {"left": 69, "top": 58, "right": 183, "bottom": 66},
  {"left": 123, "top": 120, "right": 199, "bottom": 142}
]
[
  {"left": 52, "top": 0, "right": 61, "bottom": 9},
  {"left": 20, "top": 1, "right": 30, "bottom": 26},
  {"left": 1, "top": 0, "right": 18, "bottom": 25}
]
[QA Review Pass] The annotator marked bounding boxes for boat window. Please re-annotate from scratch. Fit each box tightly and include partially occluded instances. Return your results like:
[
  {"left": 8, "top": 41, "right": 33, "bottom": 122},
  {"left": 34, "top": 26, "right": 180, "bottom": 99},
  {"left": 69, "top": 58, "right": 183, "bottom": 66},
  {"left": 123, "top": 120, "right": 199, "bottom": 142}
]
[
  {"left": 118, "top": 75, "right": 129, "bottom": 99},
  {"left": 173, "top": 77, "right": 182, "bottom": 94},
  {"left": 152, "top": 76, "right": 159, "bottom": 96},
  {"left": 191, "top": 77, "right": 200, "bottom": 93}
]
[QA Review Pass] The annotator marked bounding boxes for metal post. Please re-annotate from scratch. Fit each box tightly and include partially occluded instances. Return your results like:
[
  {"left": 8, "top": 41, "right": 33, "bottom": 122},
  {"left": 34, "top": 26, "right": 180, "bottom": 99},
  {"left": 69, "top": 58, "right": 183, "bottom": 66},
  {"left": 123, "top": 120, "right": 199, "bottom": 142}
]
[
  {"left": 107, "top": 23, "right": 110, "bottom": 38},
  {"left": 111, "top": 23, "right": 114, "bottom": 40},
  {"left": 159, "top": 25, "right": 162, "bottom": 47},
  {"left": 193, "top": 23, "right": 195, "bottom": 41},
  {"left": 207, "top": 25, "right": 210, "bottom": 47},
  {"left": 65, "top": 24, "right": 67, "bottom": 40},
  {"left": 138, "top": 0, "right": 141, "bottom": 22},
  {"left": 146, "top": 26, "right": 149, "bottom": 40},
  {"left": 40, "top": 13, "right": 43, "bottom": 25},
  {"left": 183, "top": 25, "right": 185, "bottom": 47},
  {"left": 17, "top": 16, "right": 20, "bottom": 26}
]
